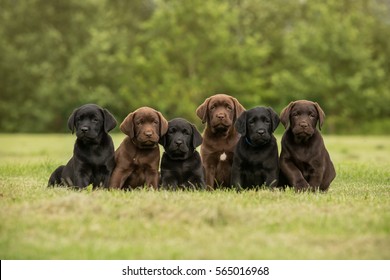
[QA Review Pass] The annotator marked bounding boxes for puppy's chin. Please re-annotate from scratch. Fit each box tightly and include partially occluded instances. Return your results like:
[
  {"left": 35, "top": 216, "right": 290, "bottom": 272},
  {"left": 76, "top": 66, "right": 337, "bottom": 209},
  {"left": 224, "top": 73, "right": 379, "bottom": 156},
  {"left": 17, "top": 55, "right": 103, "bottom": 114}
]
[
  {"left": 135, "top": 140, "right": 158, "bottom": 149},
  {"left": 292, "top": 131, "right": 314, "bottom": 143},
  {"left": 249, "top": 136, "right": 270, "bottom": 146},
  {"left": 134, "top": 135, "right": 159, "bottom": 148},
  {"left": 211, "top": 124, "right": 230, "bottom": 134},
  {"left": 76, "top": 133, "right": 100, "bottom": 144},
  {"left": 166, "top": 150, "right": 190, "bottom": 160}
]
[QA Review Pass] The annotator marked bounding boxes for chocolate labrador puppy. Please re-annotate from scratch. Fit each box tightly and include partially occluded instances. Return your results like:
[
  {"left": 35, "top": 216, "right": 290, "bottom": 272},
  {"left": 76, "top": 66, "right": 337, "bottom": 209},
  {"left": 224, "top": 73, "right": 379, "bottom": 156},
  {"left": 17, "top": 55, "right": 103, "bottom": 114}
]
[
  {"left": 196, "top": 94, "right": 245, "bottom": 190},
  {"left": 231, "top": 107, "right": 280, "bottom": 189},
  {"left": 48, "top": 104, "right": 117, "bottom": 189},
  {"left": 159, "top": 118, "right": 205, "bottom": 190},
  {"left": 109, "top": 107, "right": 168, "bottom": 190},
  {"left": 279, "top": 100, "right": 336, "bottom": 191}
]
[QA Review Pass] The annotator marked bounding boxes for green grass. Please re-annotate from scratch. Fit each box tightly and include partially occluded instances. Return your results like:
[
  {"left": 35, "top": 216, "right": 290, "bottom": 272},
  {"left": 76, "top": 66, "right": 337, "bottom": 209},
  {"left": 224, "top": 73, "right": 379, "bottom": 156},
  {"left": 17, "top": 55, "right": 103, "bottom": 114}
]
[{"left": 0, "top": 134, "right": 389, "bottom": 259}]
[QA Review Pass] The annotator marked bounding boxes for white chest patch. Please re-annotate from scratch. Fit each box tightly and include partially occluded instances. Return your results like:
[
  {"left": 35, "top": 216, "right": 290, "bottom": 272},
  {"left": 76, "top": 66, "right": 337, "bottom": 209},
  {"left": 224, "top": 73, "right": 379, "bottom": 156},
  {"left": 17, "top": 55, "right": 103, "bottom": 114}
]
[{"left": 220, "top": 152, "right": 227, "bottom": 161}]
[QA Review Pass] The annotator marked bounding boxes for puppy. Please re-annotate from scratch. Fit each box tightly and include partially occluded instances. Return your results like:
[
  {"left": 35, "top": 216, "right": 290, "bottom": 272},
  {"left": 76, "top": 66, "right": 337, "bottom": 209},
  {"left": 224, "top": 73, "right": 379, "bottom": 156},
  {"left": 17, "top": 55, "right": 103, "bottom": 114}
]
[
  {"left": 48, "top": 104, "right": 117, "bottom": 189},
  {"left": 109, "top": 107, "right": 168, "bottom": 190},
  {"left": 231, "top": 107, "right": 280, "bottom": 189},
  {"left": 196, "top": 93, "right": 245, "bottom": 189},
  {"left": 159, "top": 118, "right": 205, "bottom": 190},
  {"left": 279, "top": 100, "right": 336, "bottom": 191}
]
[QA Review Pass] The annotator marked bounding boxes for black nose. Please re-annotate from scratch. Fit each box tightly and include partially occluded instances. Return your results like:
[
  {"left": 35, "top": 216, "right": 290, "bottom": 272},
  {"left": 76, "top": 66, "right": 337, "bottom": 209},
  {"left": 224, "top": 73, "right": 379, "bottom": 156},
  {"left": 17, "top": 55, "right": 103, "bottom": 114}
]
[
  {"left": 81, "top": 127, "right": 89, "bottom": 133},
  {"left": 175, "top": 140, "right": 183, "bottom": 146},
  {"left": 257, "top": 129, "right": 266, "bottom": 135}
]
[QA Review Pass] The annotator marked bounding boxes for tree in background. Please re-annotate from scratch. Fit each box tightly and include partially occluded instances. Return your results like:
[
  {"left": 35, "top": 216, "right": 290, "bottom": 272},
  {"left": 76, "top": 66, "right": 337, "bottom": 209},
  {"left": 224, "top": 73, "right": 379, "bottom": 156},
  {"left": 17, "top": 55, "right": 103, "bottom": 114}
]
[
  {"left": 271, "top": 0, "right": 390, "bottom": 133},
  {"left": 0, "top": 0, "right": 389, "bottom": 133},
  {"left": 119, "top": 0, "right": 271, "bottom": 123}
]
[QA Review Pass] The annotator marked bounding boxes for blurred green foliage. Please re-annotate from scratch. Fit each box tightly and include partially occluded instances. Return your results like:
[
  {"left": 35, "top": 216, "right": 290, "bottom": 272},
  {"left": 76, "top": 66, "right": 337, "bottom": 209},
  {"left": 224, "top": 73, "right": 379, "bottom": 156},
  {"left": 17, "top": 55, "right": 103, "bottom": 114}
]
[{"left": 1, "top": 0, "right": 389, "bottom": 133}]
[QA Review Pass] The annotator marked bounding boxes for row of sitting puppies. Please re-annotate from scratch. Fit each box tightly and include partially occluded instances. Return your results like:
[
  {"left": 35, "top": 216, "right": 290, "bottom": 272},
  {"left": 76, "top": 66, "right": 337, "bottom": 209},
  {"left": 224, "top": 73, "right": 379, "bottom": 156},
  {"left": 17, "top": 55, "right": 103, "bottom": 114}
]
[
  {"left": 194, "top": 94, "right": 335, "bottom": 191},
  {"left": 48, "top": 94, "right": 336, "bottom": 192}
]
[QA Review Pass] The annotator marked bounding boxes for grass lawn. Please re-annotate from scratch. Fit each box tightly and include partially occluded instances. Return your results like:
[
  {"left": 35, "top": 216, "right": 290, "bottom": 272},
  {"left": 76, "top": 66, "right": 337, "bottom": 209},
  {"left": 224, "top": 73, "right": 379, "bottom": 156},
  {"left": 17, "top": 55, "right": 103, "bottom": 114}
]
[{"left": 0, "top": 134, "right": 389, "bottom": 259}]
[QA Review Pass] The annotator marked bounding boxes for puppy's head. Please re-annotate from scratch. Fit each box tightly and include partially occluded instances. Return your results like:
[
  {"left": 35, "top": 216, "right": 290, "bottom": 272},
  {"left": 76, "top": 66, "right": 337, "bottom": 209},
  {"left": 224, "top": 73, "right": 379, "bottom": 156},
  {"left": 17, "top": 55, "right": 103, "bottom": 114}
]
[
  {"left": 235, "top": 107, "right": 279, "bottom": 146},
  {"left": 280, "top": 100, "right": 325, "bottom": 141},
  {"left": 120, "top": 107, "right": 168, "bottom": 149},
  {"left": 196, "top": 94, "right": 245, "bottom": 135},
  {"left": 67, "top": 104, "right": 117, "bottom": 143},
  {"left": 159, "top": 118, "right": 202, "bottom": 160}
]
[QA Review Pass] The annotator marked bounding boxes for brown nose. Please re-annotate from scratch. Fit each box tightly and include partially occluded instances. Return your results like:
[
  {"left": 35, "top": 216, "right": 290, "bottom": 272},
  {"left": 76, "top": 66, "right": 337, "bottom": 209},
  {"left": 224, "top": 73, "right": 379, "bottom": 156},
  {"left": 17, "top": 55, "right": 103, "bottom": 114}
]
[
  {"left": 299, "top": 122, "right": 308, "bottom": 128},
  {"left": 216, "top": 113, "right": 225, "bottom": 119},
  {"left": 145, "top": 131, "right": 153, "bottom": 137}
]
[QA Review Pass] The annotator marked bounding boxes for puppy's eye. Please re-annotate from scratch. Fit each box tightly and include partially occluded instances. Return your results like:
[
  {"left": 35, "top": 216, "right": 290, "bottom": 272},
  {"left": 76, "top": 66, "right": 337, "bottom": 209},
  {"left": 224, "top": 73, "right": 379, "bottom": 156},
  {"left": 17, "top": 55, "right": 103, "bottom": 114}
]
[
  {"left": 169, "top": 127, "right": 176, "bottom": 133},
  {"left": 248, "top": 120, "right": 255, "bottom": 125},
  {"left": 92, "top": 118, "right": 99, "bottom": 122},
  {"left": 265, "top": 119, "right": 271, "bottom": 124},
  {"left": 309, "top": 112, "right": 316, "bottom": 119},
  {"left": 183, "top": 130, "right": 190, "bottom": 135},
  {"left": 210, "top": 105, "right": 216, "bottom": 110},
  {"left": 226, "top": 105, "right": 233, "bottom": 111}
]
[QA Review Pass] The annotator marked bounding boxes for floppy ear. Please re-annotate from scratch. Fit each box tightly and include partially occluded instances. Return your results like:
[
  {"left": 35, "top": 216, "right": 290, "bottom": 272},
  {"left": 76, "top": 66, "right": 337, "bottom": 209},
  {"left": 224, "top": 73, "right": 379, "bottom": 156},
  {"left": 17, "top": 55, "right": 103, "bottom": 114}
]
[
  {"left": 155, "top": 110, "right": 168, "bottom": 137},
  {"left": 313, "top": 102, "right": 325, "bottom": 130},
  {"left": 102, "top": 108, "right": 117, "bottom": 133},
  {"left": 67, "top": 108, "right": 79, "bottom": 134},
  {"left": 231, "top": 97, "right": 245, "bottom": 121},
  {"left": 158, "top": 118, "right": 169, "bottom": 148},
  {"left": 120, "top": 112, "right": 135, "bottom": 138},
  {"left": 158, "top": 133, "right": 167, "bottom": 147},
  {"left": 280, "top": 102, "right": 295, "bottom": 129},
  {"left": 191, "top": 124, "right": 203, "bottom": 149},
  {"left": 235, "top": 111, "right": 247, "bottom": 136},
  {"left": 196, "top": 97, "right": 211, "bottom": 124},
  {"left": 267, "top": 107, "right": 280, "bottom": 132}
]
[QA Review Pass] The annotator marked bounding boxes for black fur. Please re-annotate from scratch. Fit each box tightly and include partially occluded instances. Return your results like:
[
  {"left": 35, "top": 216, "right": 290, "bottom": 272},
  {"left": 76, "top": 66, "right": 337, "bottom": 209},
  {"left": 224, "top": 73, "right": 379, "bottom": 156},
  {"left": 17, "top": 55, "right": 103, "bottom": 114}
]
[
  {"left": 159, "top": 118, "right": 205, "bottom": 190},
  {"left": 48, "top": 104, "right": 117, "bottom": 189},
  {"left": 231, "top": 107, "right": 280, "bottom": 189}
]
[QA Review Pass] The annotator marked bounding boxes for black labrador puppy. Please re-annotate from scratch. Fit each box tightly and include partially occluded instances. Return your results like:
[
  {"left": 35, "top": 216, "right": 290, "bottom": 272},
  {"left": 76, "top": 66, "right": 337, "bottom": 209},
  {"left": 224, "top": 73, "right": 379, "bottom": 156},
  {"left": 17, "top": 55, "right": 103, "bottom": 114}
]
[
  {"left": 231, "top": 107, "right": 280, "bottom": 189},
  {"left": 48, "top": 104, "right": 117, "bottom": 189},
  {"left": 159, "top": 118, "right": 205, "bottom": 190}
]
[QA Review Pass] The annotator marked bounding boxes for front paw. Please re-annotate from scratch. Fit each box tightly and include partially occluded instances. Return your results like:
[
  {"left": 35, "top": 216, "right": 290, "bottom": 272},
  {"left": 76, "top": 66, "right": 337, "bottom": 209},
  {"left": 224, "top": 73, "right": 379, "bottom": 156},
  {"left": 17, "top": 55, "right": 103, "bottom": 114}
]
[{"left": 293, "top": 179, "right": 310, "bottom": 192}]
